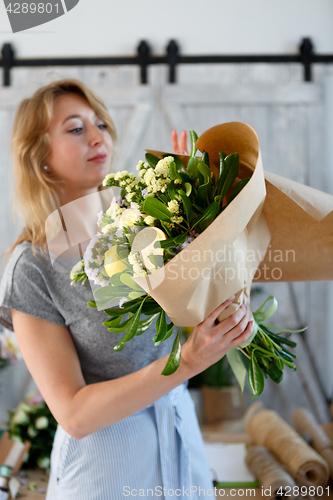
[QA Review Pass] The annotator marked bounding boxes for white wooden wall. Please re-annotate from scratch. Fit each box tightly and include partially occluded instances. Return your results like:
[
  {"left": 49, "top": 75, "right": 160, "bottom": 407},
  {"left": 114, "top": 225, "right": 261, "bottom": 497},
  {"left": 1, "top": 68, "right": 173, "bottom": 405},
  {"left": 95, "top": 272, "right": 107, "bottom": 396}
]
[{"left": 0, "top": 62, "right": 332, "bottom": 423}]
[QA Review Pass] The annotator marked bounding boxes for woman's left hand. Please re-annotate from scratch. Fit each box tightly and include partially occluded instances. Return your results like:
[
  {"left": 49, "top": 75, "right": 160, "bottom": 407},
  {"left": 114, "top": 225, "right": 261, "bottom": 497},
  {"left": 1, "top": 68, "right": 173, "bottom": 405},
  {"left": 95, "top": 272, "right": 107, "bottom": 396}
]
[{"left": 171, "top": 130, "right": 189, "bottom": 155}]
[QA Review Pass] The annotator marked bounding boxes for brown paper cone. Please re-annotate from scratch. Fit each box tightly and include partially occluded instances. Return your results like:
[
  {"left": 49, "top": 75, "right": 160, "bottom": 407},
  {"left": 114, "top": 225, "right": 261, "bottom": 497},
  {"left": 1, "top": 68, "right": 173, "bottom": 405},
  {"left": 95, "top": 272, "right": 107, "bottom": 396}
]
[
  {"left": 245, "top": 408, "right": 329, "bottom": 487},
  {"left": 196, "top": 122, "right": 333, "bottom": 282},
  {"left": 246, "top": 446, "right": 296, "bottom": 499}
]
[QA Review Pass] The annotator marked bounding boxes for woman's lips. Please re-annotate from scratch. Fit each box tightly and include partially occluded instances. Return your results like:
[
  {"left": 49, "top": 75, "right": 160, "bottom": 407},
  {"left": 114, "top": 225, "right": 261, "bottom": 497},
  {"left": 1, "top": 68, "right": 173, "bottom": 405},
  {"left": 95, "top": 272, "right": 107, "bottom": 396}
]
[{"left": 88, "top": 154, "right": 107, "bottom": 163}]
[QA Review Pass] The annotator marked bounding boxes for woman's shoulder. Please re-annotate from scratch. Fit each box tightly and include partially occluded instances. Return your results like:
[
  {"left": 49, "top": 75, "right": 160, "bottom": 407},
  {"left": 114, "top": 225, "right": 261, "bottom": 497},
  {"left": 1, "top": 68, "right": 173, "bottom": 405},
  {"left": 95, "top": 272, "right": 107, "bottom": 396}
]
[{"left": 3, "top": 241, "right": 51, "bottom": 280}]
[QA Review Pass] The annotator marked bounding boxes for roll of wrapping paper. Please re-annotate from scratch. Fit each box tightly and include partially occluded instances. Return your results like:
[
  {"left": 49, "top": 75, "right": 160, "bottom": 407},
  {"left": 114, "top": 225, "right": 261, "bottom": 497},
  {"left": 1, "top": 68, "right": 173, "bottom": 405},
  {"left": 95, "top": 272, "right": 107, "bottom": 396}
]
[
  {"left": 293, "top": 408, "right": 333, "bottom": 479},
  {"left": 245, "top": 408, "right": 329, "bottom": 487},
  {"left": 246, "top": 446, "right": 296, "bottom": 499}
]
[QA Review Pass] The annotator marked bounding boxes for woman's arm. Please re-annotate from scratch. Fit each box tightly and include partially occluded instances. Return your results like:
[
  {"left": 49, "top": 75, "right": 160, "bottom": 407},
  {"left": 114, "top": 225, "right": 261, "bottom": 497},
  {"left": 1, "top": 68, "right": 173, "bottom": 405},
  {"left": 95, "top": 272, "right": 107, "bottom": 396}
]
[{"left": 11, "top": 298, "right": 252, "bottom": 440}]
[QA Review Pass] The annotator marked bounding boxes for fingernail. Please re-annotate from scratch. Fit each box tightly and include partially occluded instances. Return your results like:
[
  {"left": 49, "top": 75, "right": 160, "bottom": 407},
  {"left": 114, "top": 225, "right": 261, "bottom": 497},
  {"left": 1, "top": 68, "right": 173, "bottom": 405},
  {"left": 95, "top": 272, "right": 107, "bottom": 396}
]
[{"left": 229, "top": 294, "right": 235, "bottom": 300}]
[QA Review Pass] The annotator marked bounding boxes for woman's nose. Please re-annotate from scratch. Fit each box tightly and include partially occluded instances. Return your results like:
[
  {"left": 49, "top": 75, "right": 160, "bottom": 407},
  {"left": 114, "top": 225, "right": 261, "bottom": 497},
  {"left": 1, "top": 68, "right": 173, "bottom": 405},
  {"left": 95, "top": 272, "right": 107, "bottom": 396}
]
[{"left": 88, "top": 125, "right": 105, "bottom": 146}]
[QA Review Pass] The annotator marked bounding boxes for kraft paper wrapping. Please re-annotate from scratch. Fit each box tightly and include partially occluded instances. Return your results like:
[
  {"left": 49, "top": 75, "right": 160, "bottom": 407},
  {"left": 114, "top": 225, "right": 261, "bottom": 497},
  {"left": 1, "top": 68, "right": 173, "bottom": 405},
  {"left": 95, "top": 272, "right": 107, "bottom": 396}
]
[
  {"left": 293, "top": 408, "right": 333, "bottom": 480},
  {"left": 245, "top": 446, "right": 296, "bottom": 499},
  {"left": 143, "top": 121, "right": 333, "bottom": 326},
  {"left": 196, "top": 122, "right": 333, "bottom": 283},
  {"left": 245, "top": 407, "right": 329, "bottom": 487}
]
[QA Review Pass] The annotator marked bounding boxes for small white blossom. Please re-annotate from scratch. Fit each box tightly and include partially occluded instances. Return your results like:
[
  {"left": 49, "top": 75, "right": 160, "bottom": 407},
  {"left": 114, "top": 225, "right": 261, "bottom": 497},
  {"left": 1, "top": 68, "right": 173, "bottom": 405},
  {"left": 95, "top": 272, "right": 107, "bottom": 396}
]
[{"left": 35, "top": 416, "right": 49, "bottom": 429}]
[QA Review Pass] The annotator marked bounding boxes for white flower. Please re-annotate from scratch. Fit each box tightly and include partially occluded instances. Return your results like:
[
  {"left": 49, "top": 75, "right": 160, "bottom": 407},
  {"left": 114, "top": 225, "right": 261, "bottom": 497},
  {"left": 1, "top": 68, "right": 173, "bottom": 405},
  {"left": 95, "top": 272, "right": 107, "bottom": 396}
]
[
  {"left": 37, "top": 456, "right": 50, "bottom": 470},
  {"left": 13, "top": 405, "right": 30, "bottom": 425},
  {"left": 69, "top": 260, "right": 84, "bottom": 281},
  {"left": 144, "top": 216, "right": 155, "bottom": 226},
  {"left": 171, "top": 216, "right": 184, "bottom": 224},
  {"left": 35, "top": 416, "right": 49, "bottom": 429},
  {"left": 120, "top": 209, "right": 139, "bottom": 228},
  {"left": 168, "top": 200, "right": 180, "bottom": 214},
  {"left": 101, "top": 224, "right": 113, "bottom": 234},
  {"left": 125, "top": 192, "right": 135, "bottom": 203},
  {"left": 28, "top": 426, "right": 37, "bottom": 438}
]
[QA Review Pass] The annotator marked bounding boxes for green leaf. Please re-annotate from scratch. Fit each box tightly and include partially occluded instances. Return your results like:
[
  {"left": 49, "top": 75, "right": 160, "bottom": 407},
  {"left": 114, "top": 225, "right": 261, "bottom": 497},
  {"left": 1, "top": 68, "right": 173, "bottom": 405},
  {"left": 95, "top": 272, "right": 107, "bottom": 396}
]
[
  {"left": 120, "top": 272, "right": 143, "bottom": 291},
  {"left": 161, "top": 328, "right": 182, "bottom": 376},
  {"left": 148, "top": 254, "right": 164, "bottom": 267},
  {"left": 192, "top": 200, "right": 220, "bottom": 229},
  {"left": 179, "top": 172, "right": 192, "bottom": 184},
  {"left": 143, "top": 197, "right": 172, "bottom": 221},
  {"left": 160, "top": 221, "right": 173, "bottom": 238},
  {"left": 136, "top": 314, "right": 159, "bottom": 336},
  {"left": 94, "top": 285, "right": 128, "bottom": 301},
  {"left": 198, "top": 162, "right": 211, "bottom": 184},
  {"left": 168, "top": 181, "right": 177, "bottom": 200},
  {"left": 103, "top": 315, "right": 123, "bottom": 327},
  {"left": 178, "top": 189, "right": 192, "bottom": 223},
  {"left": 226, "top": 349, "right": 247, "bottom": 391},
  {"left": 87, "top": 301, "right": 97, "bottom": 308},
  {"left": 116, "top": 299, "right": 146, "bottom": 346},
  {"left": 221, "top": 153, "right": 240, "bottom": 199},
  {"left": 186, "top": 157, "right": 200, "bottom": 178},
  {"left": 153, "top": 311, "right": 167, "bottom": 344},
  {"left": 189, "top": 129, "right": 198, "bottom": 157},
  {"left": 170, "top": 154, "right": 185, "bottom": 172},
  {"left": 265, "top": 361, "right": 284, "bottom": 383},
  {"left": 201, "top": 151, "right": 210, "bottom": 168},
  {"left": 169, "top": 161, "right": 182, "bottom": 183},
  {"left": 248, "top": 351, "right": 265, "bottom": 397},
  {"left": 184, "top": 182, "right": 192, "bottom": 197},
  {"left": 129, "top": 291, "right": 145, "bottom": 300},
  {"left": 227, "top": 177, "right": 250, "bottom": 205},
  {"left": 107, "top": 318, "right": 133, "bottom": 333},
  {"left": 218, "top": 152, "right": 226, "bottom": 181},
  {"left": 145, "top": 153, "right": 160, "bottom": 168}
]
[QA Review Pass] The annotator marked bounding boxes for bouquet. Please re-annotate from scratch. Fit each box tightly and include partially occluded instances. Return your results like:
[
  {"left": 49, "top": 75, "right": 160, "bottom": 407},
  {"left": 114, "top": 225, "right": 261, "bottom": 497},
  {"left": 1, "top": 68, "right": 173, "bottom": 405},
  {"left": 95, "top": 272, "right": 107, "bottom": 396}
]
[
  {"left": 70, "top": 123, "right": 303, "bottom": 398},
  {"left": 7, "top": 391, "right": 57, "bottom": 470}
]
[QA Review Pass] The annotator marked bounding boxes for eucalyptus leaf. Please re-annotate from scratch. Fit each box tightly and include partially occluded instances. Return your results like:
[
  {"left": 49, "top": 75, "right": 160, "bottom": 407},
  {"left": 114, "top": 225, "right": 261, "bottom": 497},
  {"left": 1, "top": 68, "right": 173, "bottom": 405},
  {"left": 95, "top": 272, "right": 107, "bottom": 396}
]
[{"left": 120, "top": 272, "right": 143, "bottom": 291}]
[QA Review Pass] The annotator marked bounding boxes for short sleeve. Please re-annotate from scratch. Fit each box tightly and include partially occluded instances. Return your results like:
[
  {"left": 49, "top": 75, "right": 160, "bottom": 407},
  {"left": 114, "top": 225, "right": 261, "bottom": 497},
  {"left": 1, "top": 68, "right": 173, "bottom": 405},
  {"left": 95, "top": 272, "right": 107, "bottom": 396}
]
[{"left": 0, "top": 243, "right": 67, "bottom": 331}]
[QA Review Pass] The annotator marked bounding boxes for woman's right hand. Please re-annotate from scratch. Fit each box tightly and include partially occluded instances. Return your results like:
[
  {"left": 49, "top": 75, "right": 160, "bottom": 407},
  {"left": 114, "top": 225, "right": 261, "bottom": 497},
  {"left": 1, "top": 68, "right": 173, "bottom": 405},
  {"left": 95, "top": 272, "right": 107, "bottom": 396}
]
[{"left": 181, "top": 295, "right": 254, "bottom": 376}]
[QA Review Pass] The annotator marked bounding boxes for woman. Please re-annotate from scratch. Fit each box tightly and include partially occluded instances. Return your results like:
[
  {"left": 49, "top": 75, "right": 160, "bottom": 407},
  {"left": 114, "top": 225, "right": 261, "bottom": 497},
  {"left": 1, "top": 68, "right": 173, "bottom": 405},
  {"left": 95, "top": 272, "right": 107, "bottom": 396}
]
[{"left": 0, "top": 79, "right": 254, "bottom": 499}]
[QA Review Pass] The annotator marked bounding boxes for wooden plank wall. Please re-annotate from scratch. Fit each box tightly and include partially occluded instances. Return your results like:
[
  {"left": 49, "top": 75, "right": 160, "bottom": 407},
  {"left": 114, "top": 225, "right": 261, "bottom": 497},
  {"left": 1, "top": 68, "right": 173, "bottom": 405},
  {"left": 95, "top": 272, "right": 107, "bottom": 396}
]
[{"left": 0, "top": 62, "right": 332, "bottom": 424}]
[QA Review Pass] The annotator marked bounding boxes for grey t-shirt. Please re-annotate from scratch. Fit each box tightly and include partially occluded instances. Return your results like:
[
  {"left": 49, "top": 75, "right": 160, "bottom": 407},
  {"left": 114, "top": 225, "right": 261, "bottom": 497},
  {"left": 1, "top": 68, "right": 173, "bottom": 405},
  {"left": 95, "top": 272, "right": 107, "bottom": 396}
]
[{"left": 0, "top": 242, "right": 174, "bottom": 384}]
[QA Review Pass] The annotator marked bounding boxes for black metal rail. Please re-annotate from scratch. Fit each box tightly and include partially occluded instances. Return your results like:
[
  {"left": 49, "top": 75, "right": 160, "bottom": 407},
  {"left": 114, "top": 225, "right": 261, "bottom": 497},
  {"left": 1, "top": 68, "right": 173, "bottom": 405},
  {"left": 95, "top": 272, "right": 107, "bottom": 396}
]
[{"left": 1, "top": 38, "right": 333, "bottom": 87}]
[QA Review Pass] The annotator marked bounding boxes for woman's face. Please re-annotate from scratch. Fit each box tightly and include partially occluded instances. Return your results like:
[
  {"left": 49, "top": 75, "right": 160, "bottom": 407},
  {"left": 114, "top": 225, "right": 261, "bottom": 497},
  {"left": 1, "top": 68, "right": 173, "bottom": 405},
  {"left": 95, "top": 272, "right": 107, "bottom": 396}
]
[{"left": 46, "top": 93, "right": 113, "bottom": 198}]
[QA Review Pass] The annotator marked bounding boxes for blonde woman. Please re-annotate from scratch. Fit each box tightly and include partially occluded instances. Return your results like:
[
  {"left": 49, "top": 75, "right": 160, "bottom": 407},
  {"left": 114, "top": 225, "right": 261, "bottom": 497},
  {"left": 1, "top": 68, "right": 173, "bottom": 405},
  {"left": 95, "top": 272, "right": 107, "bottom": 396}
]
[{"left": 0, "top": 79, "right": 254, "bottom": 499}]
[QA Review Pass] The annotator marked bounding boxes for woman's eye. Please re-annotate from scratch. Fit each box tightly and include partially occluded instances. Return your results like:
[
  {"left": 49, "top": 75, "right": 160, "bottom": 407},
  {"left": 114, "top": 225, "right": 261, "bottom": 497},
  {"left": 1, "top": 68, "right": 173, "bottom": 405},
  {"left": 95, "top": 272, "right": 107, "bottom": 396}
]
[
  {"left": 68, "top": 127, "right": 83, "bottom": 133},
  {"left": 98, "top": 124, "right": 107, "bottom": 130}
]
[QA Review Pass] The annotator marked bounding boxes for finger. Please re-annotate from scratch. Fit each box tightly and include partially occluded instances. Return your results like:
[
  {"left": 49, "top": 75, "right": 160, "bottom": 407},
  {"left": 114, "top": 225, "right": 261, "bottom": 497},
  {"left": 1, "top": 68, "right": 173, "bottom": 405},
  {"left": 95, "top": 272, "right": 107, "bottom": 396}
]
[
  {"left": 180, "top": 130, "right": 189, "bottom": 155},
  {"left": 230, "top": 319, "right": 254, "bottom": 348},
  {"left": 171, "top": 130, "right": 179, "bottom": 154},
  {"left": 215, "top": 304, "right": 248, "bottom": 335},
  {"left": 204, "top": 295, "right": 236, "bottom": 327}
]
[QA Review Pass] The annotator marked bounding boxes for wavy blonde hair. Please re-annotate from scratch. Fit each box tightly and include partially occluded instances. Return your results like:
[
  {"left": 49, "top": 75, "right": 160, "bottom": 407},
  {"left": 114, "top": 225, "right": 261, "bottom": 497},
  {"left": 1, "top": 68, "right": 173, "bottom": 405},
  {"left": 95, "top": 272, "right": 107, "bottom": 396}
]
[{"left": 6, "top": 78, "right": 117, "bottom": 259}]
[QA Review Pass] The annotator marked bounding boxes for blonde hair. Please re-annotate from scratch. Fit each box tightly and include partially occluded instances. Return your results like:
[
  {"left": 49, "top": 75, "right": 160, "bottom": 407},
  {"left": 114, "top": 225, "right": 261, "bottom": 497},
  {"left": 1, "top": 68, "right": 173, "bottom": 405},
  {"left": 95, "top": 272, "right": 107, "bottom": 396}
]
[{"left": 6, "top": 78, "right": 117, "bottom": 259}]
